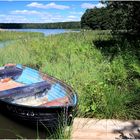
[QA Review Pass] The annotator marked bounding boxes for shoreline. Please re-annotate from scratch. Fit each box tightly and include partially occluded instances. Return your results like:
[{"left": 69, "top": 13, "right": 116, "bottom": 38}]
[{"left": 0, "top": 28, "right": 5, "bottom": 31}]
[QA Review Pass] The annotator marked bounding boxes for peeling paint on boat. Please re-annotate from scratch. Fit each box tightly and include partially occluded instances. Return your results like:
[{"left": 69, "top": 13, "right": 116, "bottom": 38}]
[
  {"left": 0, "top": 64, "right": 76, "bottom": 107},
  {"left": 12, "top": 83, "right": 68, "bottom": 106},
  {"left": 16, "top": 64, "right": 43, "bottom": 84}
]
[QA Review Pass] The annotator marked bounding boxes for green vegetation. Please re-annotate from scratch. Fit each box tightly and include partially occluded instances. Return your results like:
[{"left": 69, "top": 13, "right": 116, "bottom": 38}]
[
  {"left": 106, "top": 1, "right": 140, "bottom": 34},
  {"left": 79, "top": 1, "right": 140, "bottom": 119},
  {"left": 0, "top": 30, "right": 139, "bottom": 120},
  {"left": 0, "top": 22, "right": 80, "bottom": 29},
  {"left": 81, "top": 1, "right": 140, "bottom": 34},
  {"left": 0, "top": 1, "right": 140, "bottom": 139},
  {"left": 0, "top": 31, "right": 44, "bottom": 41},
  {"left": 81, "top": 7, "right": 111, "bottom": 30}
]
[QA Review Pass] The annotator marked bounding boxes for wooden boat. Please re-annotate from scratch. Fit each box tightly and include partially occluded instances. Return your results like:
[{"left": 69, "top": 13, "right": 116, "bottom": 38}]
[{"left": 0, "top": 64, "right": 77, "bottom": 128}]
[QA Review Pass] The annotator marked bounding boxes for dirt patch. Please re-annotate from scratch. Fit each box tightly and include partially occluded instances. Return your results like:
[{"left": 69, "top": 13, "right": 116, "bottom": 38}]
[{"left": 72, "top": 118, "right": 140, "bottom": 139}]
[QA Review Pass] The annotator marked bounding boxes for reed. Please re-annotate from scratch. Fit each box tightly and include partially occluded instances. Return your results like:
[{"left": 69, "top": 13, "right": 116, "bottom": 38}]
[{"left": 0, "top": 30, "right": 139, "bottom": 121}]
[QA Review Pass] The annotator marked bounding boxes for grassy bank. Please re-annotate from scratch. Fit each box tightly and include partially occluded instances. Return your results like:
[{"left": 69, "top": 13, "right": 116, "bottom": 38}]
[
  {"left": 0, "top": 31, "right": 44, "bottom": 41},
  {"left": 0, "top": 30, "right": 140, "bottom": 120}
]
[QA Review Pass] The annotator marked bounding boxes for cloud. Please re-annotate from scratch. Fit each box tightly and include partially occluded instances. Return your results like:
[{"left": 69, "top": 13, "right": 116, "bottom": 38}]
[
  {"left": 70, "top": 11, "right": 84, "bottom": 15},
  {"left": 63, "top": 15, "right": 80, "bottom": 22},
  {"left": 68, "top": 15, "right": 77, "bottom": 19},
  {"left": 8, "top": 9, "right": 66, "bottom": 23},
  {"left": 39, "top": 14, "right": 63, "bottom": 22},
  {"left": 0, "top": 14, "right": 30, "bottom": 23},
  {"left": 96, "top": 3, "right": 106, "bottom": 8},
  {"left": 0, "top": 13, "right": 80, "bottom": 23},
  {"left": 81, "top": 2, "right": 106, "bottom": 9},
  {"left": 27, "top": 2, "right": 70, "bottom": 10},
  {"left": 11, "top": 10, "right": 41, "bottom": 15}
]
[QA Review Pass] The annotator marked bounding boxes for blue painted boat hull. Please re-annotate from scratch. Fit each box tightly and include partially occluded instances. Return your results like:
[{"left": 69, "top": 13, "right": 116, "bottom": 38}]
[{"left": 0, "top": 64, "right": 78, "bottom": 128}]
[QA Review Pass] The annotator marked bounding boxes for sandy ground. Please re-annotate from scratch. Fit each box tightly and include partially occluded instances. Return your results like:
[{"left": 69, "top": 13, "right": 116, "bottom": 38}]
[{"left": 72, "top": 118, "right": 140, "bottom": 140}]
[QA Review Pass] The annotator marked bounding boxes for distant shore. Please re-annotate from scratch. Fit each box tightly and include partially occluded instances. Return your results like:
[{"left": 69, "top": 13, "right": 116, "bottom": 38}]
[{"left": 0, "top": 28, "right": 4, "bottom": 31}]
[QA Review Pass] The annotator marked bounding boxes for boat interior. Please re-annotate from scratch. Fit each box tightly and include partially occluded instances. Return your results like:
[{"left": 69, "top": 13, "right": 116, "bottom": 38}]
[{"left": 0, "top": 65, "right": 74, "bottom": 107}]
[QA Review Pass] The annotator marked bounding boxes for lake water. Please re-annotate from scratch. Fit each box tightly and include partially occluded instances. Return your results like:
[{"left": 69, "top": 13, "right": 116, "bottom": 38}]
[
  {"left": 0, "top": 114, "right": 48, "bottom": 139},
  {"left": 0, "top": 40, "right": 14, "bottom": 48},
  {"left": 4, "top": 29, "right": 74, "bottom": 36},
  {"left": 0, "top": 29, "right": 77, "bottom": 48},
  {"left": 0, "top": 29, "right": 73, "bottom": 138}
]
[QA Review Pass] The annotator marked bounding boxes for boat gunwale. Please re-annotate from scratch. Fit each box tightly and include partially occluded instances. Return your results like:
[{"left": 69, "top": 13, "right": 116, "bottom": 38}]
[{"left": 0, "top": 65, "right": 78, "bottom": 109}]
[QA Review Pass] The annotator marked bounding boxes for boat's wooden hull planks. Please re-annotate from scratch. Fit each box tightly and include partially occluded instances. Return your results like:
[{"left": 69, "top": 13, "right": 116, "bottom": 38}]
[
  {"left": 0, "top": 80, "right": 24, "bottom": 91},
  {"left": 16, "top": 64, "right": 44, "bottom": 84},
  {"left": 0, "top": 81, "right": 51, "bottom": 100},
  {"left": 41, "top": 96, "right": 69, "bottom": 107}
]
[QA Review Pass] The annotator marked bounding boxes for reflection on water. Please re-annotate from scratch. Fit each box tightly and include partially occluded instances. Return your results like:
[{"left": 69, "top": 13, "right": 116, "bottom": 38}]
[
  {"left": 4, "top": 29, "right": 78, "bottom": 36},
  {"left": 0, "top": 40, "right": 14, "bottom": 48},
  {"left": 0, "top": 29, "right": 79, "bottom": 48},
  {"left": 0, "top": 114, "right": 48, "bottom": 139}
]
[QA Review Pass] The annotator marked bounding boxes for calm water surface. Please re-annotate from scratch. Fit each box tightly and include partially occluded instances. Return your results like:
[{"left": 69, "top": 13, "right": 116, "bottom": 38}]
[
  {"left": 0, "top": 40, "right": 15, "bottom": 48},
  {"left": 0, "top": 29, "right": 72, "bottom": 138},
  {"left": 4, "top": 29, "right": 74, "bottom": 36},
  {"left": 0, "top": 114, "right": 48, "bottom": 138},
  {"left": 0, "top": 29, "right": 76, "bottom": 48}
]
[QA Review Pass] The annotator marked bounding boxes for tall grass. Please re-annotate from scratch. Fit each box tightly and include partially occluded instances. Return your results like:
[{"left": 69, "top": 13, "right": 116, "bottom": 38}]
[
  {"left": 0, "top": 30, "right": 139, "bottom": 120},
  {"left": 0, "top": 31, "right": 44, "bottom": 41}
]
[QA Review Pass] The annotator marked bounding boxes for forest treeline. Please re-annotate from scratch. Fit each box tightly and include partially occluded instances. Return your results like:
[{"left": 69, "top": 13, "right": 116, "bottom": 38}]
[
  {"left": 81, "top": 1, "right": 140, "bottom": 34},
  {"left": 81, "top": 1, "right": 140, "bottom": 59},
  {"left": 0, "top": 22, "right": 80, "bottom": 29}
]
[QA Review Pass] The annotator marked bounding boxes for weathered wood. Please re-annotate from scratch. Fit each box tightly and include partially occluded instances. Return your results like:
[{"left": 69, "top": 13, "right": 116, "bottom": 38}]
[
  {"left": 0, "top": 81, "right": 51, "bottom": 99},
  {"left": 0, "top": 66, "right": 22, "bottom": 79},
  {"left": 0, "top": 80, "right": 23, "bottom": 91},
  {"left": 72, "top": 118, "right": 140, "bottom": 139}
]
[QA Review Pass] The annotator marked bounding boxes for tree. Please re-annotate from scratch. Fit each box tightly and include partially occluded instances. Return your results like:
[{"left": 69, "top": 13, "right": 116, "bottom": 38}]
[
  {"left": 81, "top": 6, "right": 112, "bottom": 30},
  {"left": 106, "top": 1, "right": 140, "bottom": 34},
  {"left": 0, "top": 22, "right": 81, "bottom": 29},
  {"left": 81, "top": 1, "right": 140, "bottom": 34}
]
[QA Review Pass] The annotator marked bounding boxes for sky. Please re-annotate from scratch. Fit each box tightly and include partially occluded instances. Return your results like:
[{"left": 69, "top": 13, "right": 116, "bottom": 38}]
[{"left": 0, "top": 1, "right": 105, "bottom": 23}]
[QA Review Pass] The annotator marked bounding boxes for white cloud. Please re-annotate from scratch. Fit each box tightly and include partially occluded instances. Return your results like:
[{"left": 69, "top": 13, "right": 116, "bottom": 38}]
[
  {"left": 1, "top": 4, "right": 82, "bottom": 23},
  {"left": 63, "top": 15, "right": 80, "bottom": 22},
  {"left": 27, "top": 2, "right": 70, "bottom": 10},
  {"left": 81, "top": 2, "right": 106, "bottom": 9},
  {"left": 10, "top": 10, "right": 60, "bottom": 22},
  {"left": 0, "top": 13, "right": 80, "bottom": 23},
  {"left": 64, "top": 18, "right": 79, "bottom": 22},
  {"left": 27, "top": 2, "right": 44, "bottom": 8},
  {"left": 70, "top": 11, "right": 84, "bottom": 15},
  {"left": 39, "top": 14, "right": 63, "bottom": 22},
  {"left": 96, "top": 3, "right": 106, "bottom": 8},
  {"left": 11, "top": 10, "right": 41, "bottom": 15},
  {"left": 68, "top": 15, "right": 77, "bottom": 19},
  {"left": 7, "top": 8, "right": 67, "bottom": 23},
  {"left": 0, "top": 14, "right": 30, "bottom": 23}
]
